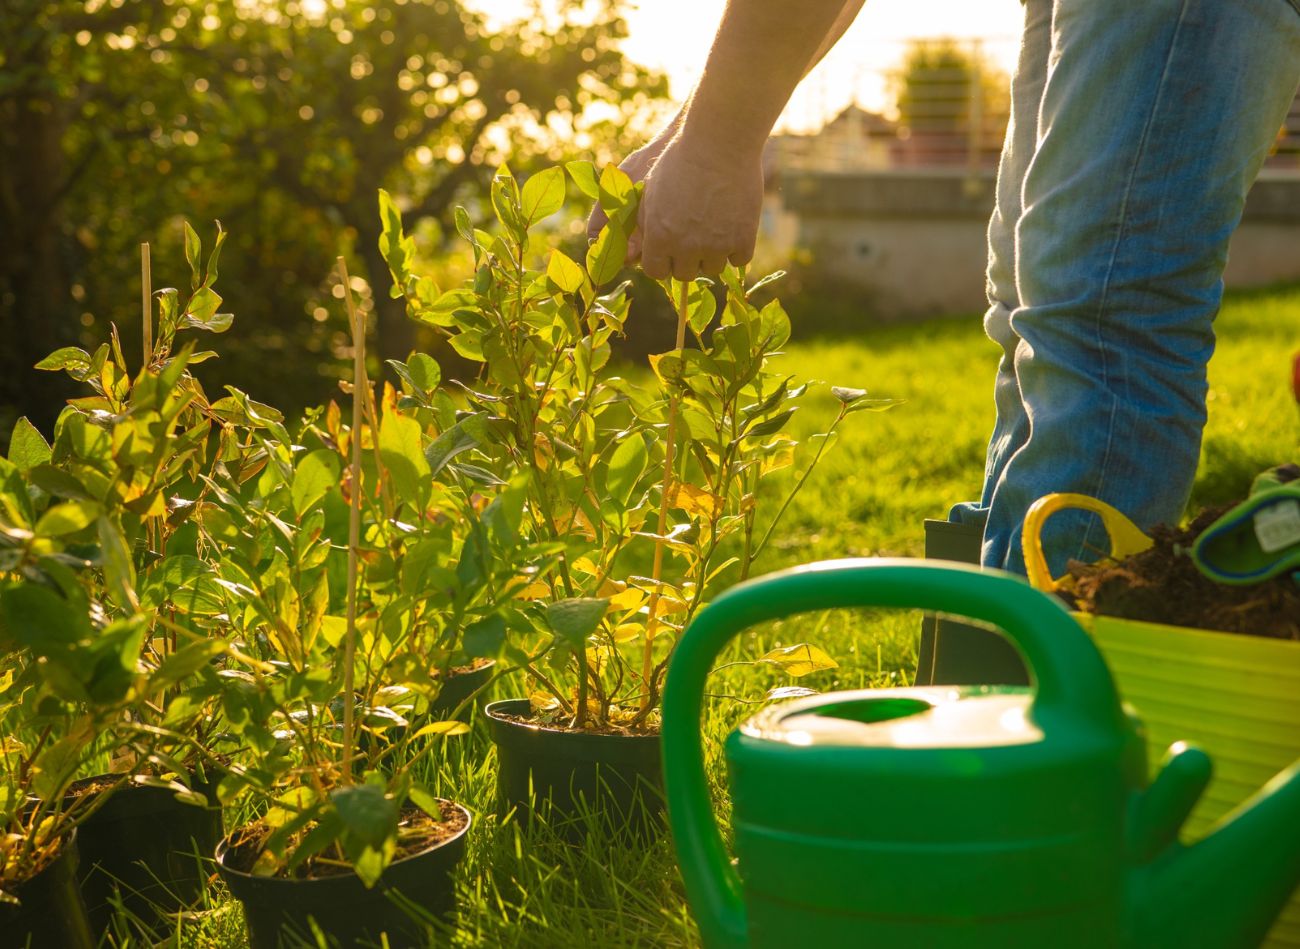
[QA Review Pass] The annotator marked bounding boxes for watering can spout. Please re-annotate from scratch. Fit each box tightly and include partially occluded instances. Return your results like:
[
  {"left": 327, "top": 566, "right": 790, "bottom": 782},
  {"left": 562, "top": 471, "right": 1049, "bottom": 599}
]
[{"left": 1131, "top": 752, "right": 1300, "bottom": 949}]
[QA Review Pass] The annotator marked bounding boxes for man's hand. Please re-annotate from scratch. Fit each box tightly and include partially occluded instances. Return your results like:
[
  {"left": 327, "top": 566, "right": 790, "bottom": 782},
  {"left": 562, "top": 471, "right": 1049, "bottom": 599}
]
[
  {"left": 635, "top": 133, "right": 764, "bottom": 280},
  {"left": 586, "top": 113, "right": 681, "bottom": 243}
]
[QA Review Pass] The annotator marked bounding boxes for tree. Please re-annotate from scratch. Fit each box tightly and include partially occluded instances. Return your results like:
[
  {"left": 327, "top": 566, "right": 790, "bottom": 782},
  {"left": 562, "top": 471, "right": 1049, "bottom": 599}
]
[{"left": 0, "top": 0, "right": 667, "bottom": 431}]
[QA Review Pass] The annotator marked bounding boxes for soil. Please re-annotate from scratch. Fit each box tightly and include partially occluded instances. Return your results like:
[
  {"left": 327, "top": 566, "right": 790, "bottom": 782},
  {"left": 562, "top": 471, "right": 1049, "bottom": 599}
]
[
  {"left": 1061, "top": 506, "right": 1300, "bottom": 639},
  {"left": 222, "top": 800, "right": 468, "bottom": 880},
  {"left": 437, "top": 658, "right": 493, "bottom": 678},
  {"left": 493, "top": 710, "right": 661, "bottom": 738}
]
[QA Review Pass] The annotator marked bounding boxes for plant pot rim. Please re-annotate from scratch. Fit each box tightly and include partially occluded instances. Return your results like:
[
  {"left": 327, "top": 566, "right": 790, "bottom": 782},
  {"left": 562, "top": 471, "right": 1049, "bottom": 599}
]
[
  {"left": 484, "top": 698, "right": 661, "bottom": 743},
  {"left": 1, "top": 824, "right": 78, "bottom": 895},
  {"left": 214, "top": 798, "right": 471, "bottom": 890}
]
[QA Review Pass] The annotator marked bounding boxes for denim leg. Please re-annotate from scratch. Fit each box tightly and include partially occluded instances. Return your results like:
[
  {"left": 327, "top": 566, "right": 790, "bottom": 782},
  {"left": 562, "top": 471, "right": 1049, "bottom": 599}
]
[
  {"left": 951, "top": 0, "right": 1054, "bottom": 531},
  {"left": 981, "top": 0, "right": 1300, "bottom": 575}
]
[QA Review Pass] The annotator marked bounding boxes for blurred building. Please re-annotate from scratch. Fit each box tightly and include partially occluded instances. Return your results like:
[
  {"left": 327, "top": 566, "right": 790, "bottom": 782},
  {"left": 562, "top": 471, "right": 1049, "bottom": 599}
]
[{"left": 760, "top": 50, "right": 1300, "bottom": 321}]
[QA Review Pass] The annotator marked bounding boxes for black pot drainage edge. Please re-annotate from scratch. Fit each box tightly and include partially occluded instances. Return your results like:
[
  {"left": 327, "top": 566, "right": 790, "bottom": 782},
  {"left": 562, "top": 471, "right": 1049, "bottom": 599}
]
[
  {"left": 0, "top": 829, "right": 95, "bottom": 949},
  {"left": 484, "top": 698, "right": 665, "bottom": 841},
  {"left": 216, "top": 800, "right": 471, "bottom": 949},
  {"left": 70, "top": 774, "right": 225, "bottom": 936}
]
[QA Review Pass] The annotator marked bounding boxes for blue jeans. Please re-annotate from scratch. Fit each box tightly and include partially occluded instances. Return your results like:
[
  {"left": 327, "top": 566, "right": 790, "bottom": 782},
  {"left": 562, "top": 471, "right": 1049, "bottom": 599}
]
[{"left": 952, "top": 0, "right": 1300, "bottom": 576}]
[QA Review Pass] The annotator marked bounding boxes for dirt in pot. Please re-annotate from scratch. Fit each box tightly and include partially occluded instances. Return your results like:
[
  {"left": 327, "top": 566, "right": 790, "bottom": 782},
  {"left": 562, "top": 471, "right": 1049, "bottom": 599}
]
[
  {"left": 495, "top": 709, "right": 660, "bottom": 738},
  {"left": 222, "top": 801, "right": 468, "bottom": 880},
  {"left": 1061, "top": 506, "right": 1300, "bottom": 639}
]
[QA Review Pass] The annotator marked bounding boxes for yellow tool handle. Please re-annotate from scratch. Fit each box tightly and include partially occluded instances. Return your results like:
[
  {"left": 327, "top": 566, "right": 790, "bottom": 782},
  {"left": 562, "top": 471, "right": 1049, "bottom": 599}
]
[{"left": 1022, "top": 493, "right": 1153, "bottom": 592}]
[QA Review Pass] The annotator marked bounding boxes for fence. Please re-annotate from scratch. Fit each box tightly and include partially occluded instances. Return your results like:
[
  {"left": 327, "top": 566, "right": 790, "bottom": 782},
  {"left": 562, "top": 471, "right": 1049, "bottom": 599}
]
[{"left": 767, "top": 36, "right": 1300, "bottom": 177}]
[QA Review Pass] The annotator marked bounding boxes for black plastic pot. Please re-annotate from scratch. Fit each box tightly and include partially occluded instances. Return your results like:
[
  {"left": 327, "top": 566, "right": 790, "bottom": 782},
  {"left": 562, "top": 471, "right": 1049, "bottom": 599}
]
[
  {"left": 216, "top": 801, "right": 471, "bottom": 949},
  {"left": 484, "top": 698, "right": 664, "bottom": 840},
  {"left": 428, "top": 659, "right": 495, "bottom": 721},
  {"left": 0, "top": 830, "right": 94, "bottom": 949},
  {"left": 915, "top": 518, "right": 1028, "bottom": 686},
  {"left": 71, "top": 776, "right": 224, "bottom": 936}
]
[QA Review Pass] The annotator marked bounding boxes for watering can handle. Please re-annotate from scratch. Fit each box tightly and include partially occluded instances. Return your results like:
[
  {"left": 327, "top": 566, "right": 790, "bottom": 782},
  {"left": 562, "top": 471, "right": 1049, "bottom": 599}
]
[
  {"left": 1022, "top": 493, "right": 1153, "bottom": 592},
  {"left": 661, "top": 558, "right": 1124, "bottom": 949}
]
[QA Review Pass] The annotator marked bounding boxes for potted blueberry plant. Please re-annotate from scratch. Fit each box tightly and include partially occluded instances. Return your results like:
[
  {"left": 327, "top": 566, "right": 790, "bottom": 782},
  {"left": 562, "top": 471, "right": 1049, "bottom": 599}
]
[{"left": 380, "top": 165, "right": 895, "bottom": 836}]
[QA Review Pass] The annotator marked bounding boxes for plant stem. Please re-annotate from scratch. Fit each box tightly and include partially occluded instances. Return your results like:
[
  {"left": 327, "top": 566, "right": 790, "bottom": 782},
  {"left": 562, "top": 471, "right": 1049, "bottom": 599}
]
[
  {"left": 639, "top": 280, "right": 690, "bottom": 714},
  {"left": 750, "top": 407, "right": 845, "bottom": 565},
  {"left": 339, "top": 256, "right": 365, "bottom": 786}
]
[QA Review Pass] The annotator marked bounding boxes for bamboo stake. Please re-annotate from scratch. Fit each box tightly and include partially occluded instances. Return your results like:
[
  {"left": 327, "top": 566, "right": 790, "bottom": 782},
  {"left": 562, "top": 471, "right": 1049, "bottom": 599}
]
[
  {"left": 141, "top": 243, "right": 152, "bottom": 367},
  {"left": 639, "top": 279, "right": 690, "bottom": 713},
  {"left": 339, "top": 257, "right": 365, "bottom": 784}
]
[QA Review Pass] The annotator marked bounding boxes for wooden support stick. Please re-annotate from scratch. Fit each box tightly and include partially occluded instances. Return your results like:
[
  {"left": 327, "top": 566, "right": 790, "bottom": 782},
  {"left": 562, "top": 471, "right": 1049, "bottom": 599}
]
[
  {"left": 339, "top": 256, "right": 365, "bottom": 784},
  {"left": 141, "top": 243, "right": 152, "bottom": 367},
  {"left": 639, "top": 279, "right": 690, "bottom": 712}
]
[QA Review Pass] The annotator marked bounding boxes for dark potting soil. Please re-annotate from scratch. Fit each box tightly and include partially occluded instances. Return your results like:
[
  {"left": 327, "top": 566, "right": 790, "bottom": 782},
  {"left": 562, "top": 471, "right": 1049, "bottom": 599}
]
[
  {"left": 1061, "top": 507, "right": 1300, "bottom": 639},
  {"left": 495, "top": 710, "right": 660, "bottom": 738},
  {"left": 223, "top": 801, "right": 468, "bottom": 880}
]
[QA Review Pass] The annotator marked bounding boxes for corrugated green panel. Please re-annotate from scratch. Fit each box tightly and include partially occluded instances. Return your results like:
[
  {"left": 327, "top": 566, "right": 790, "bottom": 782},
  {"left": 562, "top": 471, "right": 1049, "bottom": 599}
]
[{"left": 1082, "top": 613, "right": 1300, "bottom": 947}]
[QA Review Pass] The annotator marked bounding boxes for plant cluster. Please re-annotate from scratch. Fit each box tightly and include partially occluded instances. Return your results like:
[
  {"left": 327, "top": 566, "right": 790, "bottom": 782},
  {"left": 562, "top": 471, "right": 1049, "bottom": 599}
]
[
  {"left": 381, "top": 162, "right": 894, "bottom": 732},
  {"left": 1, "top": 162, "right": 896, "bottom": 917}
]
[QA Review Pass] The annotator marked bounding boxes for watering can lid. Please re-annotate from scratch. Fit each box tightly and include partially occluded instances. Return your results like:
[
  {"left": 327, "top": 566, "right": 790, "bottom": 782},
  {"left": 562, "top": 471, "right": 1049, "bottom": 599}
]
[{"left": 740, "top": 685, "right": 1043, "bottom": 749}]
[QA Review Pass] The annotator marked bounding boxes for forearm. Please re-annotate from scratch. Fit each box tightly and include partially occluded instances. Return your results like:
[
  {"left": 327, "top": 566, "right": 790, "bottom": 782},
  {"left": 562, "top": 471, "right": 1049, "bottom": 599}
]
[{"left": 680, "top": 0, "right": 864, "bottom": 154}]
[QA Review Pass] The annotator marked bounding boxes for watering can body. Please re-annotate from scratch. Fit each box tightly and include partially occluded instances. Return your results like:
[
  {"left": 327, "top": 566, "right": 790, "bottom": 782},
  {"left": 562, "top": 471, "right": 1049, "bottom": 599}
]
[{"left": 662, "top": 560, "right": 1300, "bottom": 949}]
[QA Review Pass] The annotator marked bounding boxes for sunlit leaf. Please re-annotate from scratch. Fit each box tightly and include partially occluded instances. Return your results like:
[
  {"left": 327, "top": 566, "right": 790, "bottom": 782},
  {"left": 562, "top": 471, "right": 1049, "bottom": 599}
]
[{"left": 758, "top": 643, "right": 838, "bottom": 677}]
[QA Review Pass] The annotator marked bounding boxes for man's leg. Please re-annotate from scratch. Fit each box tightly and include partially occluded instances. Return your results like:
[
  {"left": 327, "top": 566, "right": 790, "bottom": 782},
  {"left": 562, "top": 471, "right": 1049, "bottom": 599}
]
[
  {"left": 981, "top": 0, "right": 1300, "bottom": 576},
  {"left": 950, "top": 0, "right": 1053, "bottom": 533}
]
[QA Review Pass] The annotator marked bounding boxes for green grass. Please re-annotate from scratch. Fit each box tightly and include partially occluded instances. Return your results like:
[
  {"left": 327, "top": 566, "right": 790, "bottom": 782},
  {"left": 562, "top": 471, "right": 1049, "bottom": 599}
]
[{"left": 153, "top": 285, "right": 1299, "bottom": 948}]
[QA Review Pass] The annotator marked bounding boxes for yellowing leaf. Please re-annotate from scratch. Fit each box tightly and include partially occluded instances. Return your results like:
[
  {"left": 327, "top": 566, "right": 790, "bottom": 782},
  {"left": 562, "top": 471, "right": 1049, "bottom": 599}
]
[
  {"left": 670, "top": 483, "right": 724, "bottom": 519},
  {"left": 612, "top": 622, "right": 643, "bottom": 643},
  {"left": 758, "top": 643, "right": 838, "bottom": 678},
  {"left": 570, "top": 556, "right": 600, "bottom": 576},
  {"left": 412, "top": 721, "right": 471, "bottom": 739},
  {"left": 517, "top": 580, "right": 553, "bottom": 601}
]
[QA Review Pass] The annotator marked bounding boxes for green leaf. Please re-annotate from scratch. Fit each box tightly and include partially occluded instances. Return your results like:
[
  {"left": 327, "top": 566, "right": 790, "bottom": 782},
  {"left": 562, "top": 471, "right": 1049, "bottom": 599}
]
[
  {"left": 425, "top": 418, "right": 481, "bottom": 477},
  {"left": 605, "top": 433, "right": 647, "bottom": 506},
  {"left": 565, "top": 160, "right": 600, "bottom": 200},
  {"left": 546, "top": 597, "right": 609, "bottom": 649},
  {"left": 520, "top": 166, "right": 566, "bottom": 226},
  {"left": 379, "top": 410, "right": 432, "bottom": 505},
  {"left": 8, "top": 418, "right": 51, "bottom": 472},
  {"left": 408, "top": 785, "right": 444, "bottom": 820},
  {"left": 757, "top": 643, "right": 838, "bottom": 677},
  {"left": 586, "top": 222, "right": 628, "bottom": 287},
  {"left": 405, "top": 353, "right": 441, "bottom": 392},
  {"left": 97, "top": 516, "right": 137, "bottom": 609},
  {"left": 183, "top": 221, "right": 203, "bottom": 290},
  {"left": 463, "top": 614, "right": 506, "bottom": 658},
  {"left": 151, "top": 639, "right": 224, "bottom": 691},
  {"left": 0, "top": 583, "right": 87, "bottom": 649},
  {"left": 845, "top": 397, "right": 904, "bottom": 416},
  {"left": 34, "top": 347, "right": 92, "bottom": 374},
  {"left": 745, "top": 407, "right": 798, "bottom": 438},
  {"left": 758, "top": 298, "right": 791, "bottom": 349},
  {"left": 31, "top": 736, "right": 83, "bottom": 802},
  {"left": 412, "top": 720, "right": 470, "bottom": 739},
  {"left": 34, "top": 500, "right": 99, "bottom": 537},
  {"left": 546, "top": 250, "right": 586, "bottom": 294},
  {"left": 597, "top": 164, "right": 634, "bottom": 214},
  {"left": 330, "top": 783, "right": 399, "bottom": 851},
  {"left": 291, "top": 449, "right": 342, "bottom": 518}
]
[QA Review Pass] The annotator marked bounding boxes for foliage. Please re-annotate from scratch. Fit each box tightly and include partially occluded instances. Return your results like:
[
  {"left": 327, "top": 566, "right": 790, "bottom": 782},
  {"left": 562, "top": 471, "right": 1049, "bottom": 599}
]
[
  {"left": 0, "top": 0, "right": 669, "bottom": 434},
  {"left": 381, "top": 165, "right": 897, "bottom": 730},
  {"left": 0, "top": 224, "right": 238, "bottom": 896}
]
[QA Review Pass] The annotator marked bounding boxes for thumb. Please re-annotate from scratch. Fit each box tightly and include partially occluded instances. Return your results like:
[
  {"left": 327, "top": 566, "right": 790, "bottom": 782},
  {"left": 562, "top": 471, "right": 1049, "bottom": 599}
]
[{"left": 587, "top": 203, "right": 609, "bottom": 243}]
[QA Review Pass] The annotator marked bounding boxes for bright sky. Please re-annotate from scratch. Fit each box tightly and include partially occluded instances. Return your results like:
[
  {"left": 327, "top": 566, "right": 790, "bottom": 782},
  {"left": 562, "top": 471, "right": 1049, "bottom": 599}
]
[{"left": 471, "top": 0, "right": 1025, "bottom": 131}]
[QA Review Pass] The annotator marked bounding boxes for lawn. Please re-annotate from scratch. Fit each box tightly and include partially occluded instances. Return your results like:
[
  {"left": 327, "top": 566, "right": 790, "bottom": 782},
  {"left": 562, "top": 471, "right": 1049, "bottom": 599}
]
[{"left": 160, "top": 284, "right": 1299, "bottom": 948}]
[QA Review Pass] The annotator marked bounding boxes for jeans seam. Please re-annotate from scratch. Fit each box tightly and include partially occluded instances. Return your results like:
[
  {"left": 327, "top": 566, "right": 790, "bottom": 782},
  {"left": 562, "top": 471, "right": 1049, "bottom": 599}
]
[{"left": 1076, "top": 0, "right": 1191, "bottom": 560}]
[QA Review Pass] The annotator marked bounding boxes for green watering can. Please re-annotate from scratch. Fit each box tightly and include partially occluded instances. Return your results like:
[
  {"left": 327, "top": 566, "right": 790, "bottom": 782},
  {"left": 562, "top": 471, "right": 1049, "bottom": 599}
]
[{"left": 662, "top": 559, "right": 1300, "bottom": 949}]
